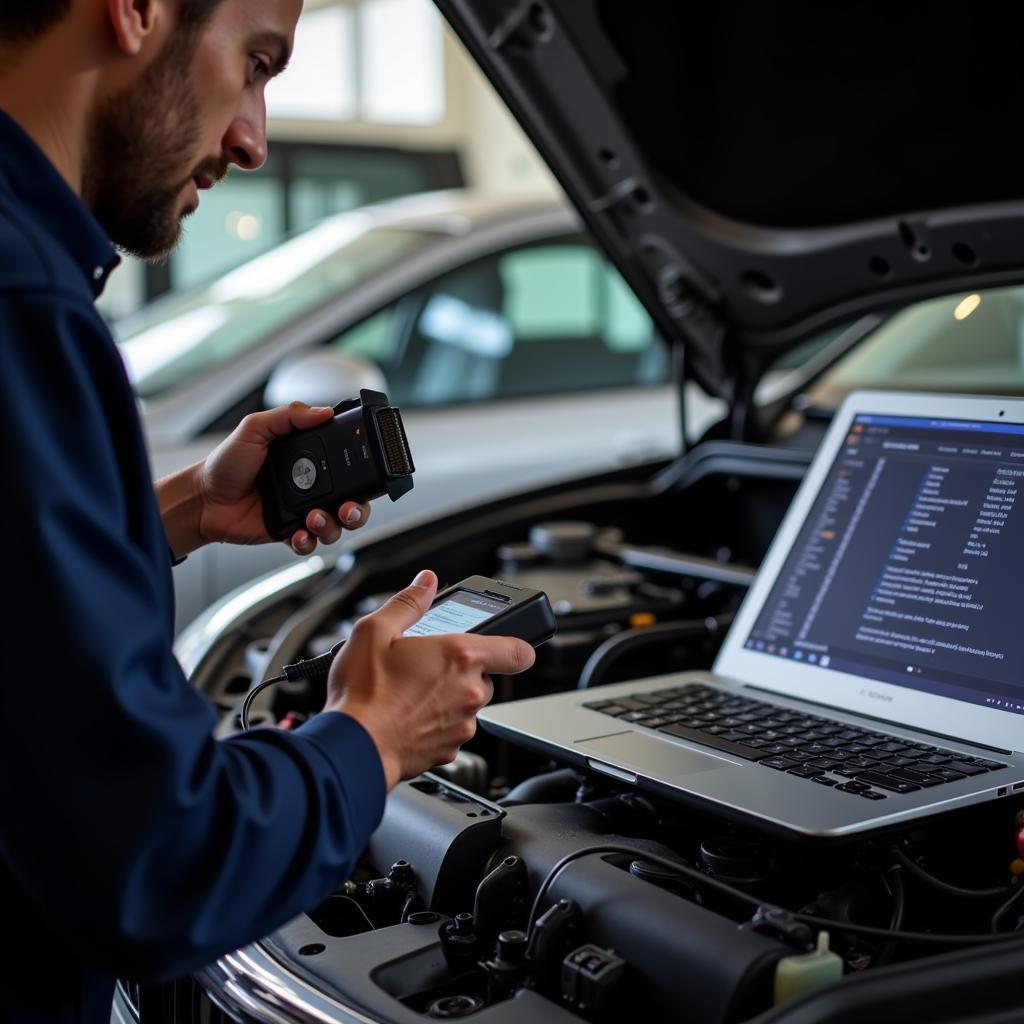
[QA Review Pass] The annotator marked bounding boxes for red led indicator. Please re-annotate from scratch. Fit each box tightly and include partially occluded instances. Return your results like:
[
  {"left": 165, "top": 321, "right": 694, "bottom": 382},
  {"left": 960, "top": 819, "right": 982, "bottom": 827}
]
[{"left": 355, "top": 427, "right": 361, "bottom": 436}]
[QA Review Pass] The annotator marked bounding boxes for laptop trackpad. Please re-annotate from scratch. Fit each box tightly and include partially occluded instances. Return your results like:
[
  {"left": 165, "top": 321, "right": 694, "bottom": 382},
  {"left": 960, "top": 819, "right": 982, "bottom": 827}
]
[{"left": 578, "top": 731, "right": 734, "bottom": 780}]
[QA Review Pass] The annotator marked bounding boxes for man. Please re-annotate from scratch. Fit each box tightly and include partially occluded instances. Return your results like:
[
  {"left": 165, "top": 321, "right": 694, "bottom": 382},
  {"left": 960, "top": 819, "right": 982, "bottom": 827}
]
[{"left": 0, "top": 2, "right": 535, "bottom": 1020}]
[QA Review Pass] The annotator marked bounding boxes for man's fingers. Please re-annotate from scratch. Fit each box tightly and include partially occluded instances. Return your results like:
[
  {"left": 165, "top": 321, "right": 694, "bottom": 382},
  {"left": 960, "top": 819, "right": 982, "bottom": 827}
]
[
  {"left": 475, "top": 636, "right": 536, "bottom": 677},
  {"left": 301, "top": 500, "right": 370, "bottom": 549},
  {"left": 240, "top": 402, "right": 334, "bottom": 445},
  {"left": 337, "top": 500, "right": 370, "bottom": 530},
  {"left": 289, "top": 529, "right": 316, "bottom": 555},
  {"left": 287, "top": 401, "right": 335, "bottom": 431},
  {"left": 306, "top": 509, "right": 342, "bottom": 546},
  {"left": 441, "top": 635, "right": 534, "bottom": 677}
]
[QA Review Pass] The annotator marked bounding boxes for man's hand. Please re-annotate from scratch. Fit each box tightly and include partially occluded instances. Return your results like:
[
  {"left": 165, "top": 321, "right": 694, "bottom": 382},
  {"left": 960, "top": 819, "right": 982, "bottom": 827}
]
[
  {"left": 157, "top": 402, "right": 371, "bottom": 559},
  {"left": 328, "top": 571, "right": 536, "bottom": 789}
]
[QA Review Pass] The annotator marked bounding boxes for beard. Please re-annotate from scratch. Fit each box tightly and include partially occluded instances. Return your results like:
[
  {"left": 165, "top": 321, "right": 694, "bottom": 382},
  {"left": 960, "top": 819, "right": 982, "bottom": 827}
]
[{"left": 83, "top": 27, "right": 225, "bottom": 260}]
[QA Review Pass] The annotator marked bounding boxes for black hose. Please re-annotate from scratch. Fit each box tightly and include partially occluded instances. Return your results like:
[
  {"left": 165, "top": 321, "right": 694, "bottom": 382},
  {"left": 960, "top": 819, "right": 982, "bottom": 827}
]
[
  {"left": 577, "top": 617, "right": 731, "bottom": 690},
  {"left": 891, "top": 847, "right": 1013, "bottom": 901},
  {"left": 874, "top": 863, "right": 906, "bottom": 966},
  {"left": 990, "top": 883, "right": 1024, "bottom": 934}
]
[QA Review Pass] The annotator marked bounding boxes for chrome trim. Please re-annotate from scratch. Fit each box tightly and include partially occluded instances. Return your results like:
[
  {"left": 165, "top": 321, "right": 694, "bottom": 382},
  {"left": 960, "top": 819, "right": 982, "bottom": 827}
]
[
  {"left": 174, "top": 557, "right": 325, "bottom": 677},
  {"left": 111, "top": 981, "right": 140, "bottom": 1024},
  {"left": 195, "top": 943, "right": 383, "bottom": 1024}
]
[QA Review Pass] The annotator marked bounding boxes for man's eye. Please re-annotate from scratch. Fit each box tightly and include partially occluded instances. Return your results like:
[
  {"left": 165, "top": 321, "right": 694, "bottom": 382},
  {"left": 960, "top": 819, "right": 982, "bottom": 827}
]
[{"left": 249, "top": 55, "right": 270, "bottom": 83}]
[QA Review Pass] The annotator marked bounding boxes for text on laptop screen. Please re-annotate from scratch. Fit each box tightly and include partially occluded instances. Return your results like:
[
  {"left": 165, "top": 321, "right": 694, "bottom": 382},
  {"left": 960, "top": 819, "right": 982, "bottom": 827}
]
[{"left": 745, "top": 414, "right": 1024, "bottom": 716}]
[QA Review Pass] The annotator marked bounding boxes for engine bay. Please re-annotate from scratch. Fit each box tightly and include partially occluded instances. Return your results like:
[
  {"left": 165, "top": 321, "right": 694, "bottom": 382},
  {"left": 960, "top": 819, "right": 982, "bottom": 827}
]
[{"left": 180, "top": 444, "right": 1024, "bottom": 1024}]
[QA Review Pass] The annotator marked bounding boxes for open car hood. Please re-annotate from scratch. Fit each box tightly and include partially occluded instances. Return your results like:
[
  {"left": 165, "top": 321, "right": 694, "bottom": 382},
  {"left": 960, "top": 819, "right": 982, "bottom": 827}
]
[{"left": 435, "top": 0, "right": 1024, "bottom": 419}]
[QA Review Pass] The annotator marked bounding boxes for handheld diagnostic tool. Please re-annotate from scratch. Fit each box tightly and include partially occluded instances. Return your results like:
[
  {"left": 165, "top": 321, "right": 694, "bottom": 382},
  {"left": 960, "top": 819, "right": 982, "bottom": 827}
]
[
  {"left": 241, "top": 575, "right": 554, "bottom": 729},
  {"left": 258, "top": 389, "right": 415, "bottom": 540},
  {"left": 405, "top": 575, "right": 556, "bottom": 647}
]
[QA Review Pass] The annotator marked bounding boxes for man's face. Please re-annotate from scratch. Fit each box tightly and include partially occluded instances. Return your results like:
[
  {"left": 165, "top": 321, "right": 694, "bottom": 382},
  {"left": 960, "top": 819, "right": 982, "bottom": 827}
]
[{"left": 84, "top": 0, "right": 301, "bottom": 260}]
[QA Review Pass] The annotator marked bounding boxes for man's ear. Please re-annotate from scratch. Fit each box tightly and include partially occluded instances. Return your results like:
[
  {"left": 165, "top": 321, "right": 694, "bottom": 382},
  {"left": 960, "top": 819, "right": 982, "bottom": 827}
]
[{"left": 105, "top": 0, "right": 167, "bottom": 56}]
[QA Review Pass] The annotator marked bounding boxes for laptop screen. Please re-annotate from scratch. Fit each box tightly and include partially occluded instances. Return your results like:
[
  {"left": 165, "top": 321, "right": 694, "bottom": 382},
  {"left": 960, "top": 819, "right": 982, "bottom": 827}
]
[{"left": 743, "top": 413, "right": 1024, "bottom": 716}]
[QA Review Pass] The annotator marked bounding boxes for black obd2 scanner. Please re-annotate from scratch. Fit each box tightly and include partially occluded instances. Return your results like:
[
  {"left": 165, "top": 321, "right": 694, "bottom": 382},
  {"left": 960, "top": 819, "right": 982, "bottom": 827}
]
[{"left": 259, "top": 389, "right": 415, "bottom": 540}]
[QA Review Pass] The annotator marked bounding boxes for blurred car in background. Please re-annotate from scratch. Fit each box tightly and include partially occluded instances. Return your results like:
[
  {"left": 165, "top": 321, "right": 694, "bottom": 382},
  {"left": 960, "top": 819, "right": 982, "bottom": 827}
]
[{"left": 116, "top": 190, "right": 721, "bottom": 630}]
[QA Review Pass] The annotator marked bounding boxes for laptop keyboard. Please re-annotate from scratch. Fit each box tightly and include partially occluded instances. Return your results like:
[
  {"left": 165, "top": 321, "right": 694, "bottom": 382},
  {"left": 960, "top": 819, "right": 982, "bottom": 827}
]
[{"left": 582, "top": 684, "right": 1007, "bottom": 801}]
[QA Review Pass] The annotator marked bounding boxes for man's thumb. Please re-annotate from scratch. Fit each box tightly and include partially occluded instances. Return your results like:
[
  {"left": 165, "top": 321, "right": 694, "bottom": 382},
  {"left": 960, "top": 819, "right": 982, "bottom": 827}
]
[{"left": 378, "top": 570, "right": 437, "bottom": 633}]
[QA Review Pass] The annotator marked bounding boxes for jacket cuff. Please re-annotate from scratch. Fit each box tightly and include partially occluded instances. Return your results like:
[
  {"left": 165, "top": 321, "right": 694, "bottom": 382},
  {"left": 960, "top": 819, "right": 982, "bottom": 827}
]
[{"left": 295, "top": 712, "right": 387, "bottom": 839}]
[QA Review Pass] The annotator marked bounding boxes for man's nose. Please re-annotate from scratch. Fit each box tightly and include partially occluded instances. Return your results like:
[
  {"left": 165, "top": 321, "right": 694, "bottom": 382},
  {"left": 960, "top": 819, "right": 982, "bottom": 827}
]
[{"left": 221, "top": 109, "right": 268, "bottom": 171}]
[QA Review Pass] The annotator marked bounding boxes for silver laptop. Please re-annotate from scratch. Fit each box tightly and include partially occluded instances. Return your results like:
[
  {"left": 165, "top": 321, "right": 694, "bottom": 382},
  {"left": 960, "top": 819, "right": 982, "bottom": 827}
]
[{"left": 480, "top": 390, "right": 1024, "bottom": 837}]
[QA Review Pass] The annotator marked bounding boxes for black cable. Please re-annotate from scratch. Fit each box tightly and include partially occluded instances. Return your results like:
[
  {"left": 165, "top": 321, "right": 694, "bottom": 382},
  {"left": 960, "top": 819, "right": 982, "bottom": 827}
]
[
  {"left": 874, "top": 863, "right": 906, "bottom": 967},
  {"left": 891, "top": 847, "right": 1014, "bottom": 900},
  {"left": 336, "top": 894, "right": 376, "bottom": 932},
  {"left": 527, "top": 843, "right": 1024, "bottom": 949},
  {"left": 240, "top": 674, "right": 287, "bottom": 731},
  {"left": 240, "top": 640, "right": 346, "bottom": 730},
  {"left": 887, "top": 865, "right": 907, "bottom": 932},
  {"left": 628, "top": 858, "right": 695, "bottom": 898},
  {"left": 528, "top": 845, "right": 643, "bottom": 931},
  {"left": 990, "top": 882, "right": 1024, "bottom": 934}
]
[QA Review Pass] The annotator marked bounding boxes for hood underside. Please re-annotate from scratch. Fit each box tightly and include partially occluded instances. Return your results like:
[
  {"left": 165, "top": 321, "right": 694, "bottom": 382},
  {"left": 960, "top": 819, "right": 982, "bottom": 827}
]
[{"left": 435, "top": 0, "right": 1024, "bottom": 404}]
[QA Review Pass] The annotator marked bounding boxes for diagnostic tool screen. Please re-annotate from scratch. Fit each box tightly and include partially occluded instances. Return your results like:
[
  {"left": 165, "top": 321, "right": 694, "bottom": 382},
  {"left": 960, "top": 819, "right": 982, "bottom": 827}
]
[{"left": 405, "top": 590, "right": 508, "bottom": 637}]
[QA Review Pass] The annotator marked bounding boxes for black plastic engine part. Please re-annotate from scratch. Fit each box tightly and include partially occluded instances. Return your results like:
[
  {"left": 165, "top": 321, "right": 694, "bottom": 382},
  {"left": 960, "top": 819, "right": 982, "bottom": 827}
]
[
  {"left": 496, "top": 803, "right": 789, "bottom": 1023},
  {"left": 527, "top": 899, "right": 583, "bottom": 997},
  {"left": 528, "top": 522, "right": 601, "bottom": 564},
  {"left": 480, "top": 929, "right": 530, "bottom": 1002},
  {"left": 472, "top": 856, "right": 529, "bottom": 949},
  {"left": 427, "top": 994, "right": 485, "bottom": 1019},
  {"left": 357, "top": 860, "right": 421, "bottom": 922},
  {"left": 697, "top": 835, "right": 773, "bottom": 916},
  {"left": 560, "top": 944, "right": 626, "bottom": 1022},
  {"left": 365, "top": 775, "right": 505, "bottom": 914},
  {"left": 438, "top": 912, "right": 480, "bottom": 975}
]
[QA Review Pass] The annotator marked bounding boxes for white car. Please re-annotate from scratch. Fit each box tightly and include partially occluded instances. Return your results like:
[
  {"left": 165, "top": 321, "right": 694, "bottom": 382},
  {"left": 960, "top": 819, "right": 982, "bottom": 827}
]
[{"left": 117, "top": 191, "right": 727, "bottom": 630}]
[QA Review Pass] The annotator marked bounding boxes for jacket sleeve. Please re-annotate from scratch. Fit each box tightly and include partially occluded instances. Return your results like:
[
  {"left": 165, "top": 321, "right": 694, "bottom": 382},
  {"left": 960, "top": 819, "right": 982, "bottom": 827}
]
[{"left": 0, "top": 291, "right": 386, "bottom": 980}]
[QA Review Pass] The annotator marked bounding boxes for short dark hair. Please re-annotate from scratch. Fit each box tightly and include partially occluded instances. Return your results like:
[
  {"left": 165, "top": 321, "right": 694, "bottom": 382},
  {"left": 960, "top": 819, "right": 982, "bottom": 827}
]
[
  {"left": 0, "top": 1, "right": 70, "bottom": 42},
  {"left": 0, "top": 1, "right": 225, "bottom": 44}
]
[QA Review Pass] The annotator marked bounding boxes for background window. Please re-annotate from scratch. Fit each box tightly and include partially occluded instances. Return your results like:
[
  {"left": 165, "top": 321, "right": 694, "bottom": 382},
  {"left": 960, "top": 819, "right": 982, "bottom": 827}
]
[
  {"left": 265, "top": 5, "right": 357, "bottom": 121},
  {"left": 266, "top": 0, "right": 445, "bottom": 127},
  {"left": 359, "top": 0, "right": 446, "bottom": 125}
]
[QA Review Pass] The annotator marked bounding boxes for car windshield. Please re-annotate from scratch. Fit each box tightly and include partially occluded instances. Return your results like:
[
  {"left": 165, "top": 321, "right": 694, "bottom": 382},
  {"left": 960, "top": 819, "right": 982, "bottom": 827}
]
[
  {"left": 808, "top": 284, "right": 1024, "bottom": 407},
  {"left": 116, "top": 214, "right": 430, "bottom": 398}
]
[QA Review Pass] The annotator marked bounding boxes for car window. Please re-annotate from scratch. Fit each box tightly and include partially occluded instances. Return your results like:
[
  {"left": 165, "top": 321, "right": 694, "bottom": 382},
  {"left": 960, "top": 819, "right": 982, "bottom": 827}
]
[
  {"left": 117, "top": 218, "right": 430, "bottom": 398},
  {"left": 807, "top": 285, "right": 1024, "bottom": 407},
  {"left": 324, "top": 238, "right": 667, "bottom": 407}
]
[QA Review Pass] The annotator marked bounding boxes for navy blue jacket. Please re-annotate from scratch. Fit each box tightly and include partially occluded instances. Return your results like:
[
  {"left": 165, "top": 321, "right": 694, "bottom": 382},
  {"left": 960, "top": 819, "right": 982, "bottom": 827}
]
[{"left": 0, "top": 109, "right": 386, "bottom": 1022}]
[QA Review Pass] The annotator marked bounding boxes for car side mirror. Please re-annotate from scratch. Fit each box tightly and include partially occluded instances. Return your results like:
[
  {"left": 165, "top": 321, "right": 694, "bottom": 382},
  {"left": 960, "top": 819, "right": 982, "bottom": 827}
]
[{"left": 263, "top": 350, "right": 389, "bottom": 410}]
